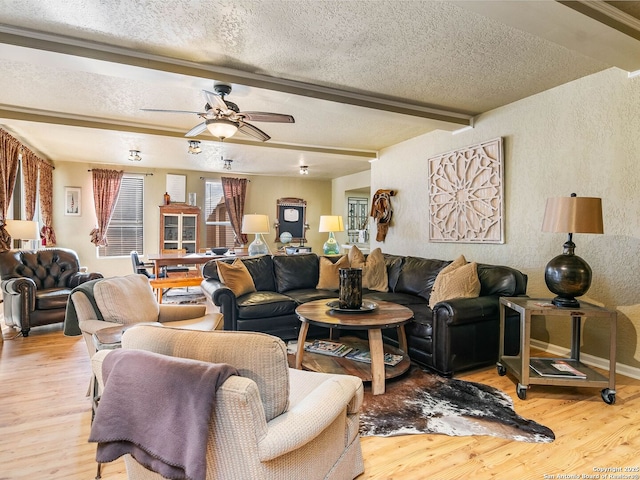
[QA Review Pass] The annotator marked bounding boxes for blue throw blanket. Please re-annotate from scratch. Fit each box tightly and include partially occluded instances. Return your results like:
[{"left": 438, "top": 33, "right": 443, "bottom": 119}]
[{"left": 89, "top": 349, "right": 238, "bottom": 480}]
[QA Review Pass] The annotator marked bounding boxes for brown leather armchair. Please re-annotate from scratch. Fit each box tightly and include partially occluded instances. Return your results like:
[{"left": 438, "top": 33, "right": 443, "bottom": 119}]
[{"left": 0, "top": 248, "right": 103, "bottom": 336}]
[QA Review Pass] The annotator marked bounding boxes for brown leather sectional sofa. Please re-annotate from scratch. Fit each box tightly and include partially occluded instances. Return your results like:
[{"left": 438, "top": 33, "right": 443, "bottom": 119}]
[{"left": 201, "top": 253, "right": 527, "bottom": 376}]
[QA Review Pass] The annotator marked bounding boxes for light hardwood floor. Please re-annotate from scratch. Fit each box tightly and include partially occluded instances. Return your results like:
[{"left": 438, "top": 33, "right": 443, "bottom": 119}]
[{"left": 1, "top": 320, "right": 639, "bottom": 480}]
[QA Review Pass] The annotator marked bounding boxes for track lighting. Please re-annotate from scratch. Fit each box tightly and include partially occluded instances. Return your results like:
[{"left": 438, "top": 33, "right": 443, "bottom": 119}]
[
  {"left": 300, "top": 165, "right": 309, "bottom": 175},
  {"left": 128, "top": 150, "right": 141, "bottom": 162},
  {"left": 188, "top": 140, "right": 202, "bottom": 154},
  {"left": 223, "top": 159, "right": 233, "bottom": 170}
]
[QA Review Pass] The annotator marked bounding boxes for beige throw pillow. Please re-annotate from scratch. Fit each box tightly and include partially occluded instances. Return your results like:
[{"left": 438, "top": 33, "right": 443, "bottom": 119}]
[
  {"left": 317, "top": 255, "right": 350, "bottom": 290},
  {"left": 94, "top": 274, "right": 160, "bottom": 324},
  {"left": 348, "top": 246, "right": 388, "bottom": 292},
  {"left": 217, "top": 258, "right": 256, "bottom": 297},
  {"left": 429, "top": 256, "right": 481, "bottom": 308}
]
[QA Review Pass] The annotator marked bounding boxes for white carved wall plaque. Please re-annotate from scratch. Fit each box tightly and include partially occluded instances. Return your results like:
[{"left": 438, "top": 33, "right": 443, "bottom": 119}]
[{"left": 428, "top": 137, "right": 504, "bottom": 243}]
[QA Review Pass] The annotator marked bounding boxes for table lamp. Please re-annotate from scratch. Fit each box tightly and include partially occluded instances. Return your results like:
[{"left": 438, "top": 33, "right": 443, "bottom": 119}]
[
  {"left": 5, "top": 219, "right": 40, "bottom": 249},
  {"left": 541, "top": 193, "right": 603, "bottom": 308},
  {"left": 242, "top": 214, "right": 270, "bottom": 256},
  {"left": 319, "top": 215, "right": 344, "bottom": 255}
]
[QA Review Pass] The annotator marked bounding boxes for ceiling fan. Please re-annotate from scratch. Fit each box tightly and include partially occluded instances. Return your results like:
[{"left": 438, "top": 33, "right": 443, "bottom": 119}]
[{"left": 141, "top": 83, "right": 294, "bottom": 142}]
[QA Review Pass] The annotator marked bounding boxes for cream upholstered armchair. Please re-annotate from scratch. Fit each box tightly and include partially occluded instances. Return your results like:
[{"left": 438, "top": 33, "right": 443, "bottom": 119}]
[
  {"left": 64, "top": 274, "right": 221, "bottom": 358},
  {"left": 91, "top": 325, "right": 364, "bottom": 480}
]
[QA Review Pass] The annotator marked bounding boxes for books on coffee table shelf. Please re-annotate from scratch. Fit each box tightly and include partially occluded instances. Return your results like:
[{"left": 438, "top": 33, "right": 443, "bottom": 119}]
[
  {"left": 305, "top": 340, "right": 353, "bottom": 357},
  {"left": 345, "top": 349, "right": 403, "bottom": 367},
  {"left": 529, "top": 358, "right": 586, "bottom": 378}
]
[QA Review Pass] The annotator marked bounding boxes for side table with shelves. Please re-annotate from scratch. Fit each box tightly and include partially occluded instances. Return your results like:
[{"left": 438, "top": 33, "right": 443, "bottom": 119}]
[{"left": 497, "top": 297, "right": 617, "bottom": 404}]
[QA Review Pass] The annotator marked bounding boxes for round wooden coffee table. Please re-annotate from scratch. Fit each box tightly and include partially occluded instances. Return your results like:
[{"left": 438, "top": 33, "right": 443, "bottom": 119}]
[{"left": 295, "top": 298, "right": 414, "bottom": 395}]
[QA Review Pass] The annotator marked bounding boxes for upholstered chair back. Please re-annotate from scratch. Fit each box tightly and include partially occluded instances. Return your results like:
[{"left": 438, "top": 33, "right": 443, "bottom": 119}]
[
  {"left": 122, "top": 325, "right": 290, "bottom": 421},
  {"left": 92, "top": 274, "right": 160, "bottom": 324}
]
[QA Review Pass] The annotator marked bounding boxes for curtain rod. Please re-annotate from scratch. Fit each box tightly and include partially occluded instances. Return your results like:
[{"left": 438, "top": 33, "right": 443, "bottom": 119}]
[
  {"left": 87, "top": 169, "right": 153, "bottom": 176},
  {"left": 199, "top": 176, "right": 250, "bottom": 181}
]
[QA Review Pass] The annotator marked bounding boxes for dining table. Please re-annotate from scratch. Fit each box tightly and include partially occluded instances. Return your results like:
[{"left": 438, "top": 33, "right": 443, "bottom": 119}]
[{"left": 147, "top": 251, "right": 226, "bottom": 276}]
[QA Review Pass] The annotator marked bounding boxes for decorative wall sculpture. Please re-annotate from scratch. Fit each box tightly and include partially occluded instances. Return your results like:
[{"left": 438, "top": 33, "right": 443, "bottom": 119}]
[
  {"left": 370, "top": 189, "right": 396, "bottom": 242},
  {"left": 427, "top": 138, "right": 504, "bottom": 243}
]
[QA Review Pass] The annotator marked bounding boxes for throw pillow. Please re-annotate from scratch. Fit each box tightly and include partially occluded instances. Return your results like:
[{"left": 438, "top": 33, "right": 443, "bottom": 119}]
[
  {"left": 348, "top": 246, "right": 388, "bottom": 292},
  {"left": 316, "top": 255, "right": 350, "bottom": 290},
  {"left": 94, "top": 274, "right": 160, "bottom": 324},
  {"left": 429, "top": 258, "right": 481, "bottom": 308},
  {"left": 217, "top": 258, "right": 257, "bottom": 297}
]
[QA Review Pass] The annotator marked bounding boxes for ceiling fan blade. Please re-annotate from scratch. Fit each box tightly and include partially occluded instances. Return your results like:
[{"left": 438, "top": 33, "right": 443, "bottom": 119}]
[
  {"left": 238, "top": 122, "right": 271, "bottom": 142},
  {"left": 203, "top": 90, "right": 231, "bottom": 113},
  {"left": 185, "top": 122, "right": 208, "bottom": 137},
  {"left": 141, "top": 108, "right": 206, "bottom": 115},
  {"left": 240, "top": 112, "right": 295, "bottom": 123}
]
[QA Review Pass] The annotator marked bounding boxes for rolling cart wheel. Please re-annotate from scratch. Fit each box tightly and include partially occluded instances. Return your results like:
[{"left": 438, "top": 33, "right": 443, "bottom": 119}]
[
  {"left": 497, "top": 364, "right": 507, "bottom": 376},
  {"left": 601, "top": 388, "right": 616, "bottom": 405},
  {"left": 516, "top": 383, "right": 527, "bottom": 400}
]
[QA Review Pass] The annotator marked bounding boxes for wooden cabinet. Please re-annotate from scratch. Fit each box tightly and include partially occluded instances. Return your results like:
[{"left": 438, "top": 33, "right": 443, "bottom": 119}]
[{"left": 159, "top": 204, "right": 201, "bottom": 253}]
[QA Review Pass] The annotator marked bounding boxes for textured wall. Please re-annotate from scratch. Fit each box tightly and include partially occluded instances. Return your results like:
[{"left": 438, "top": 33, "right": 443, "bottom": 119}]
[{"left": 372, "top": 67, "right": 640, "bottom": 371}]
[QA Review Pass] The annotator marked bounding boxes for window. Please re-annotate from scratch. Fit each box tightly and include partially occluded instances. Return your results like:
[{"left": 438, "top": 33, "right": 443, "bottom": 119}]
[
  {"left": 98, "top": 175, "right": 144, "bottom": 257},
  {"left": 204, "top": 180, "right": 233, "bottom": 248}
]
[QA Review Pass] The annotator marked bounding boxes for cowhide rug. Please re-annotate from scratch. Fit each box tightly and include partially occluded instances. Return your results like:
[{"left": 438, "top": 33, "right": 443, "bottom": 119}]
[
  {"left": 161, "top": 287, "right": 207, "bottom": 305},
  {"left": 360, "top": 366, "right": 554, "bottom": 443}
]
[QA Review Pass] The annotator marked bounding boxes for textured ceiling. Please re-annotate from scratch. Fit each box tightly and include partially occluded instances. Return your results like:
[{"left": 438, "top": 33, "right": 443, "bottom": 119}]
[{"left": 1, "top": 0, "right": 639, "bottom": 179}]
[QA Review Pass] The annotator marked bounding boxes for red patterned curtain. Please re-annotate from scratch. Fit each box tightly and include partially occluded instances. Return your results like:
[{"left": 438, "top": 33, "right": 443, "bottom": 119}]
[
  {"left": 21, "top": 149, "right": 39, "bottom": 221},
  {"left": 90, "top": 169, "right": 124, "bottom": 247},
  {"left": 38, "top": 159, "right": 56, "bottom": 246},
  {"left": 0, "top": 129, "right": 21, "bottom": 251},
  {"left": 221, "top": 177, "right": 248, "bottom": 246}
]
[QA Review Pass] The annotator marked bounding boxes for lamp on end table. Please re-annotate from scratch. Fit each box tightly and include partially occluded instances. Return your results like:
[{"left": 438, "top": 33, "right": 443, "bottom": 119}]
[
  {"left": 319, "top": 215, "right": 344, "bottom": 255},
  {"left": 5, "top": 220, "right": 40, "bottom": 249},
  {"left": 541, "top": 193, "right": 603, "bottom": 308},
  {"left": 242, "top": 214, "right": 271, "bottom": 256}
]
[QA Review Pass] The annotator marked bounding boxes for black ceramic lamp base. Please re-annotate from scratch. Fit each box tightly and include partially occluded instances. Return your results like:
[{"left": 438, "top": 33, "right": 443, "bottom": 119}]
[
  {"left": 550, "top": 295, "right": 581, "bottom": 309},
  {"left": 544, "top": 240, "right": 592, "bottom": 309}
]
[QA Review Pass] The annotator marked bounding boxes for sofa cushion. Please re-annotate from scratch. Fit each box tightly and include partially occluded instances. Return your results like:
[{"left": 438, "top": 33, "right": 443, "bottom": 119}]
[
  {"left": 217, "top": 258, "right": 257, "bottom": 297},
  {"left": 94, "top": 274, "right": 159, "bottom": 324},
  {"left": 349, "top": 246, "right": 388, "bottom": 292},
  {"left": 35, "top": 288, "right": 73, "bottom": 310},
  {"left": 383, "top": 254, "right": 405, "bottom": 292},
  {"left": 394, "top": 256, "right": 450, "bottom": 301},
  {"left": 236, "top": 291, "right": 297, "bottom": 319},
  {"left": 273, "top": 254, "right": 319, "bottom": 292},
  {"left": 285, "top": 288, "right": 337, "bottom": 305},
  {"left": 429, "top": 259, "right": 481, "bottom": 308},
  {"left": 316, "top": 255, "right": 349, "bottom": 290},
  {"left": 241, "top": 255, "right": 276, "bottom": 291}
]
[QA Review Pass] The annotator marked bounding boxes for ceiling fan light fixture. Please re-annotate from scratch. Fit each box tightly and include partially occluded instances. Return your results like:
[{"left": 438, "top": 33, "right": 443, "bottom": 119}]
[
  {"left": 300, "top": 165, "right": 309, "bottom": 175},
  {"left": 128, "top": 150, "right": 141, "bottom": 162},
  {"left": 206, "top": 118, "right": 238, "bottom": 140},
  {"left": 188, "top": 140, "right": 202, "bottom": 154}
]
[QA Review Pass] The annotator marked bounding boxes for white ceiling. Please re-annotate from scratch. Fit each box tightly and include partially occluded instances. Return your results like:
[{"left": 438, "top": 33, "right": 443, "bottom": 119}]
[{"left": 1, "top": 1, "right": 640, "bottom": 180}]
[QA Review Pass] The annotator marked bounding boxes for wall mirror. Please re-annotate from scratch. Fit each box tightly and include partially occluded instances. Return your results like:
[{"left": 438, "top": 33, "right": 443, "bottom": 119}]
[{"left": 275, "top": 197, "right": 307, "bottom": 245}]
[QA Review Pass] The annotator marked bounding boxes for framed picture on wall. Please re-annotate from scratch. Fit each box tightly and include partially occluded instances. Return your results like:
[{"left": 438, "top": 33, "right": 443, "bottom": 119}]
[{"left": 65, "top": 187, "right": 81, "bottom": 216}]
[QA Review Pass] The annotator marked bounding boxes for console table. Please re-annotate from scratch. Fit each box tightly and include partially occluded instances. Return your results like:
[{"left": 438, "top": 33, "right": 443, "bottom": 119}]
[{"left": 497, "top": 297, "right": 617, "bottom": 404}]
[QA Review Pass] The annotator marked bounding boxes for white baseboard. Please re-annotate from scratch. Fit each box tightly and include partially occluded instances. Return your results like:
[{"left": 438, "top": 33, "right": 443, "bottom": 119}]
[{"left": 530, "top": 339, "right": 640, "bottom": 380}]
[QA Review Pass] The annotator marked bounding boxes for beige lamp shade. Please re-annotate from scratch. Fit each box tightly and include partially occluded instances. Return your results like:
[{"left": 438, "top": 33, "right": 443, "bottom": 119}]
[
  {"left": 541, "top": 196, "right": 603, "bottom": 234},
  {"left": 5, "top": 219, "right": 40, "bottom": 240},
  {"left": 241, "top": 214, "right": 270, "bottom": 234},
  {"left": 318, "top": 215, "right": 344, "bottom": 233}
]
